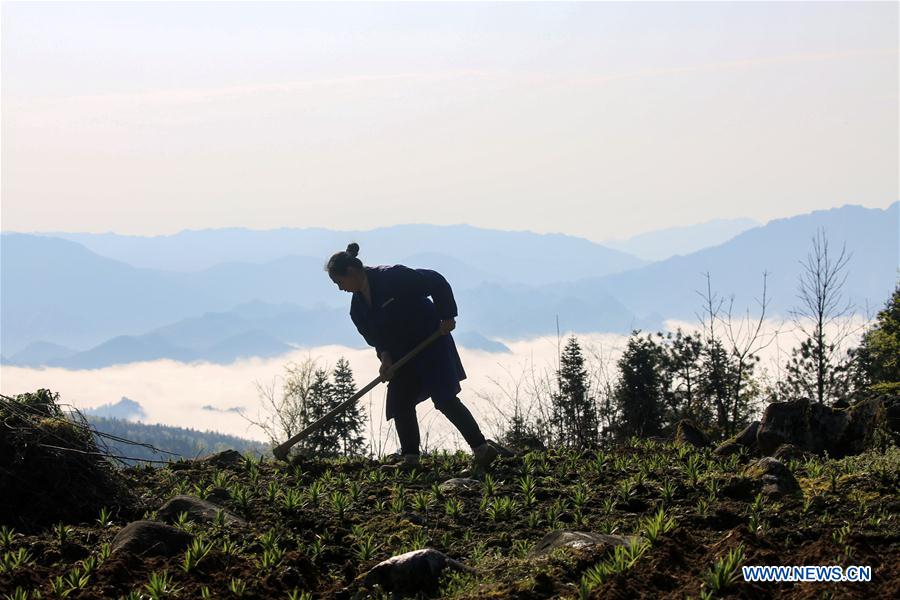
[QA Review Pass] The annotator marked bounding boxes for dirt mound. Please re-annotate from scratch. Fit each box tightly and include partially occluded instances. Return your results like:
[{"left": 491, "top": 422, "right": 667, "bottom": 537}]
[{"left": 0, "top": 389, "right": 135, "bottom": 528}]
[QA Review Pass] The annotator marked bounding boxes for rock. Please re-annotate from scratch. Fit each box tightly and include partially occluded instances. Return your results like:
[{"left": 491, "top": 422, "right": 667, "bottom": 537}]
[
  {"left": 362, "top": 548, "right": 470, "bottom": 595},
  {"left": 528, "top": 531, "right": 645, "bottom": 558},
  {"left": 439, "top": 478, "right": 482, "bottom": 493},
  {"left": 841, "top": 394, "right": 900, "bottom": 455},
  {"left": 715, "top": 421, "right": 761, "bottom": 456},
  {"left": 157, "top": 495, "right": 245, "bottom": 526},
  {"left": 757, "top": 400, "right": 848, "bottom": 456},
  {"left": 757, "top": 396, "right": 900, "bottom": 458},
  {"left": 713, "top": 441, "right": 744, "bottom": 457},
  {"left": 673, "top": 420, "right": 711, "bottom": 448},
  {"left": 772, "top": 444, "right": 814, "bottom": 464},
  {"left": 745, "top": 457, "right": 800, "bottom": 498},
  {"left": 110, "top": 520, "right": 192, "bottom": 557},
  {"left": 734, "top": 421, "right": 760, "bottom": 448},
  {"left": 198, "top": 449, "right": 245, "bottom": 469}
]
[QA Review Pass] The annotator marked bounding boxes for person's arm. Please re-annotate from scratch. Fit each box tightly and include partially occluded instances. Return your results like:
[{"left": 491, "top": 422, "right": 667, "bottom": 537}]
[{"left": 385, "top": 265, "right": 459, "bottom": 320}]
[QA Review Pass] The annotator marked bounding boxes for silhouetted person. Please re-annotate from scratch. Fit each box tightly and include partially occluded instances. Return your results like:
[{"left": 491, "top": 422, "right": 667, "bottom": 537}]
[{"left": 326, "top": 242, "right": 498, "bottom": 470}]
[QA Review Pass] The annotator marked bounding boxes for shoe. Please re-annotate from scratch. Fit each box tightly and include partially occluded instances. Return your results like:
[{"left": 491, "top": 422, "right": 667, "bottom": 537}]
[
  {"left": 380, "top": 453, "right": 420, "bottom": 472},
  {"left": 487, "top": 439, "right": 515, "bottom": 457},
  {"left": 472, "top": 441, "right": 499, "bottom": 470}
]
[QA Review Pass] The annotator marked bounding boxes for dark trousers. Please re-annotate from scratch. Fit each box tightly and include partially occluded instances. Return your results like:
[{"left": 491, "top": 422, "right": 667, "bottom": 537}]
[{"left": 390, "top": 368, "right": 486, "bottom": 455}]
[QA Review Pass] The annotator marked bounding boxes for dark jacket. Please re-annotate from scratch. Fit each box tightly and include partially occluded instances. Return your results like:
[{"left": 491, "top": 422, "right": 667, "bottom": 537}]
[{"left": 349, "top": 264, "right": 467, "bottom": 420}]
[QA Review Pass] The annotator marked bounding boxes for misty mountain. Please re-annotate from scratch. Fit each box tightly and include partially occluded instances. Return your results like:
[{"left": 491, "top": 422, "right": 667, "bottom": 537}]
[
  {"left": 456, "top": 281, "right": 644, "bottom": 339},
  {"left": 83, "top": 397, "right": 146, "bottom": 421},
  {"left": 556, "top": 203, "right": 899, "bottom": 322},
  {"left": 0, "top": 234, "right": 227, "bottom": 352},
  {"left": 161, "top": 251, "right": 504, "bottom": 310},
  {"left": 48, "top": 334, "right": 197, "bottom": 369},
  {"left": 452, "top": 331, "right": 512, "bottom": 354},
  {"left": 4, "top": 341, "right": 77, "bottom": 366},
  {"left": 8, "top": 300, "right": 524, "bottom": 368},
  {"left": 47, "top": 223, "right": 646, "bottom": 284},
  {"left": 146, "top": 304, "right": 360, "bottom": 350},
  {"left": 39, "top": 329, "right": 295, "bottom": 370},
  {"left": 203, "top": 331, "right": 294, "bottom": 363},
  {"left": 2, "top": 225, "right": 643, "bottom": 354},
  {"left": 3, "top": 204, "right": 895, "bottom": 367},
  {"left": 604, "top": 217, "right": 761, "bottom": 261}
]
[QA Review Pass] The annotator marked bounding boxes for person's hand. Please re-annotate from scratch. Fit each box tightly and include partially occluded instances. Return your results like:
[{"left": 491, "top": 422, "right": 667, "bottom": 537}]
[
  {"left": 439, "top": 318, "right": 456, "bottom": 335},
  {"left": 379, "top": 352, "right": 394, "bottom": 381}
]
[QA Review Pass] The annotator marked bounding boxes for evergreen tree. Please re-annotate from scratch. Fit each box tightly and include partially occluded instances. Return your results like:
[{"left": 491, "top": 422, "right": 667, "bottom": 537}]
[
  {"left": 613, "top": 332, "right": 665, "bottom": 439},
  {"left": 657, "top": 329, "right": 707, "bottom": 427},
  {"left": 853, "top": 283, "right": 900, "bottom": 391},
  {"left": 331, "top": 357, "right": 367, "bottom": 456},
  {"left": 700, "top": 336, "right": 736, "bottom": 435},
  {"left": 550, "top": 336, "right": 599, "bottom": 448},
  {"left": 298, "top": 367, "right": 341, "bottom": 456},
  {"left": 779, "top": 337, "right": 855, "bottom": 406}
]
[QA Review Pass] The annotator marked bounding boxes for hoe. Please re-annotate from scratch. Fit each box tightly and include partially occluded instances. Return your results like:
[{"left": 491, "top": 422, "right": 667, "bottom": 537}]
[{"left": 272, "top": 329, "right": 443, "bottom": 461}]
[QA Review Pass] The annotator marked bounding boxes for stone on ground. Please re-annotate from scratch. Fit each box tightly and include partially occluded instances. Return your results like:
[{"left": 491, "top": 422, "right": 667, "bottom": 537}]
[
  {"left": 745, "top": 457, "right": 800, "bottom": 498},
  {"left": 529, "top": 530, "right": 645, "bottom": 558},
  {"left": 197, "top": 449, "right": 246, "bottom": 469},
  {"left": 362, "top": 548, "right": 470, "bottom": 594},
  {"left": 157, "top": 495, "right": 246, "bottom": 526},
  {"left": 110, "top": 520, "right": 192, "bottom": 557},
  {"left": 715, "top": 421, "right": 760, "bottom": 456},
  {"left": 439, "top": 478, "right": 483, "bottom": 493}
]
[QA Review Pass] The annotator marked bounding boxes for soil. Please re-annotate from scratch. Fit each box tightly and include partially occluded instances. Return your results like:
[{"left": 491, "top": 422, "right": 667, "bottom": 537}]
[{"left": 1, "top": 442, "right": 897, "bottom": 599}]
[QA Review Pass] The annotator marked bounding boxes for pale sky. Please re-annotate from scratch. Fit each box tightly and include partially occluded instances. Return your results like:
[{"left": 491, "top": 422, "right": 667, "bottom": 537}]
[{"left": 2, "top": 1, "right": 897, "bottom": 241}]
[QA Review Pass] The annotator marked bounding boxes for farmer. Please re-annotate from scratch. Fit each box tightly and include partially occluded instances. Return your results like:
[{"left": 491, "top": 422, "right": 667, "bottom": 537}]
[{"left": 326, "top": 242, "right": 498, "bottom": 471}]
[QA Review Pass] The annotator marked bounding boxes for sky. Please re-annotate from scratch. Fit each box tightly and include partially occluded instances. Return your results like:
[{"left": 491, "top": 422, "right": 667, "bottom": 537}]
[{"left": 1, "top": 1, "right": 898, "bottom": 241}]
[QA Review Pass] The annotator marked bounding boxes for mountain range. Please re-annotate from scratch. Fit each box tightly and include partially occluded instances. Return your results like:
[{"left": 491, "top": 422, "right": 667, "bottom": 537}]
[
  {"left": 602, "top": 217, "right": 760, "bottom": 261},
  {"left": 2, "top": 203, "right": 896, "bottom": 369}
]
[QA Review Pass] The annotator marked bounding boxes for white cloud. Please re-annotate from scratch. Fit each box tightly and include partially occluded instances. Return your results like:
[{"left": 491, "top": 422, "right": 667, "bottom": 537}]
[
  {"left": 0, "top": 315, "right": 870, "bottom": 454},
  {"left": 0, "top": 333, "right": 629, "bottom": 452}
]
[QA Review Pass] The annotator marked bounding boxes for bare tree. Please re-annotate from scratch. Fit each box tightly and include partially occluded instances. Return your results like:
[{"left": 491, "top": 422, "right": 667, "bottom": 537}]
[
  {"left": 786, "top": 229, "right": 858, "bottom": 404},
  {"left": 694, "top": 272, "right": 775, "bottom": 435},
  {"left": 242, "top": 356, "right": 317, "bottom": 446},
  {"left": 694, "top": 272, "right": 734, "bottom": 433},
  {"left": 721, "top": 271, "right": 778, "bottom": 430}
]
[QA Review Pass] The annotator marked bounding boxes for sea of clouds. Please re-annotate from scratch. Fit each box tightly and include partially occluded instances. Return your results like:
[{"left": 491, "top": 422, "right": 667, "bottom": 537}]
[{"left": 0, "top": 318, "right": 866, "bottom": 454}]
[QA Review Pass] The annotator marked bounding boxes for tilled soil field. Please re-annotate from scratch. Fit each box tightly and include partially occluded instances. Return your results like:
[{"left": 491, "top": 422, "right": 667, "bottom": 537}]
[{"left": 1, "top": 441, "right": 898, "bottom": 599}]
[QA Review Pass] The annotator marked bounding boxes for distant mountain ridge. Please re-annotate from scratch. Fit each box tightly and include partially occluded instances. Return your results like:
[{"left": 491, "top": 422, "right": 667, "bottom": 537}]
[
  {"left": 557, "top": 203, "right": 898, "bottom": 321},
  {"left": 604, "top": 217, "right": 761, "bottom": 261},
  {"left": 2, "top": 224, "right": 645, "bottom": 353},
  {"left": 3, "top": 204, "right": 896, "bottom": 367},
  {"left": 45, "top": 223, "right": 646, "bottom": 283},
  {"left": 83, "top": 397, "right": 146, "bottom": 421}
]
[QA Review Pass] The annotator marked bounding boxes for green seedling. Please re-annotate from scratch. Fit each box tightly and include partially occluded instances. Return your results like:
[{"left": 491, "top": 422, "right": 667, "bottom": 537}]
[
  {"left": 96, "top": 507, "right": 113, "bottom": 528},
  {"left": 143, "top": 570, "right": 181, "bottom": 600},
  {"left": 702, "top": 544, "right": 745, "bottom": 595}
]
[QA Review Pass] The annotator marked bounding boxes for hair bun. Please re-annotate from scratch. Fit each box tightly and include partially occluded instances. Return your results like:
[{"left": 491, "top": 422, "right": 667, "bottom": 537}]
[{"left": 346, "top": 242, "right": 360, "bottom": 258}]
